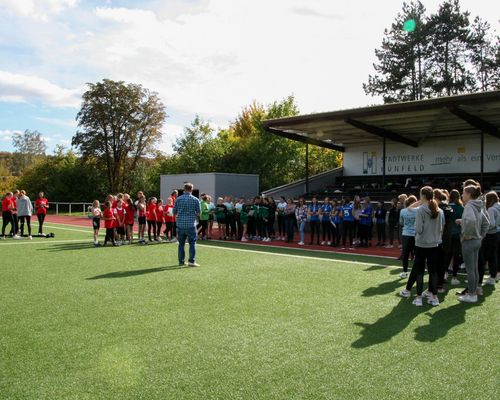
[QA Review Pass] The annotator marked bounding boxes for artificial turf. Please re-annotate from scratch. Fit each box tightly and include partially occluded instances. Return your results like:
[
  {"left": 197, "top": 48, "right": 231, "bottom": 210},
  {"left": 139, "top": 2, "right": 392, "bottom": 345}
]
[{"left": 0, "top": 222, "right": 499, "bottom": 399}]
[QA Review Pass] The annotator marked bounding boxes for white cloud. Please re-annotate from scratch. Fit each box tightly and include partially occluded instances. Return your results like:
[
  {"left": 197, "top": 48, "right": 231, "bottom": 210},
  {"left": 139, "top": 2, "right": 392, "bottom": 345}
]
[
  {"left": 158, "top": 123, "right": 184, "bottom": 154},
  {"left": 85, "top": 0, "right": 384, "bottom": 121},
  {"left": 35, "top": 117, "right": 77, "bottom": 128},
  {"left": 0, "top": 0, "right": 77, "bottom": 20},
  {"left": 0, "top": 70, "right": 83, "bottom": 108},
  {"left": 0, "top": 129, "right": 22, "bottom": 143}
]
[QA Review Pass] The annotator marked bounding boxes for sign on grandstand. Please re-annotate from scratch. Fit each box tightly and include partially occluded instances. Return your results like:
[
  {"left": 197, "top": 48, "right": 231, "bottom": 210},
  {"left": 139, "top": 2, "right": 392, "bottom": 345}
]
[{"left": 344, "top": 136, "right": 500, "bottom": 176}]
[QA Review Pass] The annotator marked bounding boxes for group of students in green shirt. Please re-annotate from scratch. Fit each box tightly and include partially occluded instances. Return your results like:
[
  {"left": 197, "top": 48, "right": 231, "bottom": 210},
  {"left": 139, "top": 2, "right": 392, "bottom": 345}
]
[{"left": 197, "top": 194, "right": 278, "bottom": 242}]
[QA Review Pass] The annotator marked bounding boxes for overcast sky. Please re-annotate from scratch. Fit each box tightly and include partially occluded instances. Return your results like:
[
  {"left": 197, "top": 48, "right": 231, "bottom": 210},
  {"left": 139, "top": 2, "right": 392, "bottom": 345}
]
[{"left": 0, "top": 0, "right": 498, "bottom": 153}]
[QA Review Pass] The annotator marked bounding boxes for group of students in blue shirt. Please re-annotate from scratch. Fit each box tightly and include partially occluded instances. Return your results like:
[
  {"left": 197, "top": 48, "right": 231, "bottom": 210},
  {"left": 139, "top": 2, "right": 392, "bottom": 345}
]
[{"left": 289, "top": 195, "right": 380, "bottom": 249}]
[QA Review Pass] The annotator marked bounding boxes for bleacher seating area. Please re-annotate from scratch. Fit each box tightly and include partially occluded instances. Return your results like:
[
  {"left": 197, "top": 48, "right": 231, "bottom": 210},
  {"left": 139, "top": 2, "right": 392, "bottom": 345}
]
[{"left": 303, "top": 173, "right": 500, "bottom": 201}]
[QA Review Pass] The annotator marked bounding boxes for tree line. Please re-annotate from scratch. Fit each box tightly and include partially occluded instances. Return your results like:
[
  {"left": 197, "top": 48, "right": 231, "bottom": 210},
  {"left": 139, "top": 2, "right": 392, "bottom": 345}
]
[
  {"left": 1, "top": 0, "right": 498, "bottom": 201},
  {"left": 364, "top": 0, "right": 499, "bottom": 102}
]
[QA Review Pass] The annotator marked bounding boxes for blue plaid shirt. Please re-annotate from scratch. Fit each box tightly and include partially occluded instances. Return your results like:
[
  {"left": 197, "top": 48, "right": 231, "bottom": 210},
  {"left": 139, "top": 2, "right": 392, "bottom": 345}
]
[{"left": 173, "top": 193, "right": 201, "bottom": 229}]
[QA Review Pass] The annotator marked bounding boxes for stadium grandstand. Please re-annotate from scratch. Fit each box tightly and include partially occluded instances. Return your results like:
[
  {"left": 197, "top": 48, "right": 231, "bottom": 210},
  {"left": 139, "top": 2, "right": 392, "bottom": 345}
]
[{"left": 263, "top": 90, "right": 500, "bottom": 200}]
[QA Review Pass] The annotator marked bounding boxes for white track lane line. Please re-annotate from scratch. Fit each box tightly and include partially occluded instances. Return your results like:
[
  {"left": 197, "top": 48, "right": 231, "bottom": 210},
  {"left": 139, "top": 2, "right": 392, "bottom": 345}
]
[{"left": 199, "top": 244, "right": 400, "bottom": 268}]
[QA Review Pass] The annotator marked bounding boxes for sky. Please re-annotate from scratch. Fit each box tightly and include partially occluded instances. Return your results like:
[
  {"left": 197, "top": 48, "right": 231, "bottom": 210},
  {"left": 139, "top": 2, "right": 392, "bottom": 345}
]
[{"left": 0, "top": 0, "right": 498, "bottom": 154}]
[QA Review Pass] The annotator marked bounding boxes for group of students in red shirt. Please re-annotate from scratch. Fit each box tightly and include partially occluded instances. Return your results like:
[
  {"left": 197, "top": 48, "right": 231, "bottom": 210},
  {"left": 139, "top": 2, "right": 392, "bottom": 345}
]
[
  {"left": 1, "top": 190, "right": 49, "bottom": 239},
  {"left": 89, "top": 191, "right": 177, "bottom": 247}
]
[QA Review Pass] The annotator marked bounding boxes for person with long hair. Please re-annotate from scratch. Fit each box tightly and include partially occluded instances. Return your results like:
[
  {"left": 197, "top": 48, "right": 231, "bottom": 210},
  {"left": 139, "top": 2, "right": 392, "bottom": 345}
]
[
  {"left": 400, "top": 187, "right": 443, "bottom": 307},
  {"left": 276, "top": 196, "right": 287, "bottom": 241},
  {"left": 493, "top": 193, "right": 500, "bottom": 282},
  {"left": 308, "top": 197, "right": 320, "bottom": 246},
  {"left": 434, "top": 189, "right": 454, "bottom": 293},
  {"left": 330, "top": 200, "right": 342, "bottom": 247},
  {"left": 283, "top": 197, "right": 296, "bottom": 243},
  {"left": 375, "top": 200, "right": 387, "bottom": 247},
  {"left": 137, "top": 195, "right": 147, "bottom": 244},
  {"left": 320, "top": 197, "right": 332, "bottom": 245},
  {"left": 1, "top": 192, "right": 14, "bottom": 239},
  {"left": 102, "top": 200, "right": 117, "bottom": 247},
  {"left": 399, "top": 195, "right": 417, "bottom": 279},
  {"left": 146, "top": 197, "right": 158, "bottom": 242},
  {"left": 125, "top": 198, "right": 135, "bottom": 244},
  {"left": 479, "top": 191, "right": 499, "bottom": 286},
  {"left": 199, "top": 194, "right": 210, "bottom": 240},
  {"left": 215, "top": 197, "right": 227, "bottom": 240},
  {"left": 386, "top": 198, "right": 398, "bottom": 249},
  {"left": 457, "top": 185, "right": 490, "bottom": 303},
  {"left": 358, "top": 197, "right": 373, "bottom": 247},
  {"left": 163, "top": 197, "right": 175, "bottom": 242},
  {"left": 295, "top": 197, "right": 308, "bottom": 245},
  {"left": 17, "top": 190, "right": 33, "bottom": 239},
  {"left": 341, "top": 198, "right": 354, "bottom": 250},
  {"left": 34, "top": 192, "right": 49, "bottom": 236},
  {"left": 156, "top": 199, "right": 164, "bottom": 242},
  {"left": 91, "top": 200, "right": 102, "bottom": 246},
  {"left": 448, "top": 189, "right": 464, "bottom": 285}
]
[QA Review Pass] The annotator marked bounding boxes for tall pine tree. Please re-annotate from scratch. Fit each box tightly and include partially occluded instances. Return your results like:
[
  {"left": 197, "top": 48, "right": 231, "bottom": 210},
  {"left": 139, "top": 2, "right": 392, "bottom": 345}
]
[{"left": 363, "top": 1, "right": 430, "bottom": 102}]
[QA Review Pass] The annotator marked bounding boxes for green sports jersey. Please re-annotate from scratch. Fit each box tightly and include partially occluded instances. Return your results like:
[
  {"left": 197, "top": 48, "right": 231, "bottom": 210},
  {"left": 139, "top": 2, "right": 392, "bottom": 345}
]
[
  {"left": 200, "top": 201, "right": 210, "bottom": 221},
  {"left": 259, "top": 205, "right": 269, "bottom": 220},
  {"left": 240, "top": 205, "right": 249, "bottom": 225}
]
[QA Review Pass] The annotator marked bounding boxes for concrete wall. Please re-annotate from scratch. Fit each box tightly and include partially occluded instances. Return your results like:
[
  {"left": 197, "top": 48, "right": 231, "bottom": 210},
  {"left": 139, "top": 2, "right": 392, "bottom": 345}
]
[
  {"left": 160, "top": 173, "right": 259, "bottom": 201},
  {"left": 262, "top": 167, "right": 343, "bottom": 199}
]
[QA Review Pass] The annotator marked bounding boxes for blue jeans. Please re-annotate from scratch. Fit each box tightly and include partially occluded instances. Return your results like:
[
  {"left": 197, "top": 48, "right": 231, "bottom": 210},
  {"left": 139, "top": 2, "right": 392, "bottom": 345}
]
[
  {"left": 177, "top": 227, "right": 197, "bottom": 264},
  {"left": 299, "top": 221, "right": 306, "bottom": 243}
]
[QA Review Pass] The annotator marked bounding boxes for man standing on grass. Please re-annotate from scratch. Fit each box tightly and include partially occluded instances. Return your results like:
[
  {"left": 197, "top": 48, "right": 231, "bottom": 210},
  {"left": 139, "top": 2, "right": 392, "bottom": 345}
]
[{"left": 173, "top": 183, "right": 201, "bottom": 267}]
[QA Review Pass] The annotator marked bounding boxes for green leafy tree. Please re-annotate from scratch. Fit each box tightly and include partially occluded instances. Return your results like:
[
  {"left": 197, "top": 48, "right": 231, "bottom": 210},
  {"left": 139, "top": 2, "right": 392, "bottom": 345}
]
[
  {"left": 16, "top": 147, "right": 107, "bottom": 201},
  {"left": 364, "top": 1, "right": 431, "bottom": 102},
  {"left": 72, "top": 79, "right": 166, "bottom": 193},
  {"left": 467, "top": 17, "right": 499, "bottom": 91},
  {"left": 427, "top": 0, "right": 473, "bottom": 96},
  {"left": 11, "top": 129, "right": 47, "bottom": 174}
]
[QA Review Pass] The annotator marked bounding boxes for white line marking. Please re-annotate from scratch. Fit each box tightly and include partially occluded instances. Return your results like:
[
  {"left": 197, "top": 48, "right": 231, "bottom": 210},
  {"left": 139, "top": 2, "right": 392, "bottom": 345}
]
[
  {"left": 0, "top": 239, "right": 89, "bottom": 246},
  {"left": 198, "top": 244, "right": 400, "bottom": 268}
]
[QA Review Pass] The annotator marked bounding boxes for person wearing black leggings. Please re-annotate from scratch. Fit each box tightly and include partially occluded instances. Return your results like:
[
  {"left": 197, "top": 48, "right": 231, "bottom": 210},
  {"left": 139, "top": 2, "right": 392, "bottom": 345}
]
[
  {"left": 399, "top": 196, "right": 417, "bottom": 278},
  {"left": 341, "top": 199, "right": 354, "bottom": 249},
  {"left": 308, "top": 197, "right": 320, "bottom": 245},
  {"left": 480, "top": 192, "right": 500, "bottom": 285},
  {"left": 17, "top": 190, "right": 33, "bottom": 239},
  {"left": 1, "top": 192, "right": 14, "bottom": 239},
  {"left": 320, "top": 197, "right": 332, "bottom": 245},
  {"left": 448, "top": 189, "right": 464, "bottom": 284},
  {"left": 435, "top": 190, "right": 454, "bottom": 292},
  {"left": 34, "top": 192, "right": 49, "bottom": 235},
  {"left": 400, "top": 187, "right": 443, "bottom": 307}
]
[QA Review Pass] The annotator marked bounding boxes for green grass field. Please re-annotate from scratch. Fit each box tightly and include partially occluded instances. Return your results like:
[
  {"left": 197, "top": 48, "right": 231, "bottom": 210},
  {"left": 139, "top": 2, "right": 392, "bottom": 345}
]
[{"left": 1, "top": 222, "right": 499, "bottom": 400}]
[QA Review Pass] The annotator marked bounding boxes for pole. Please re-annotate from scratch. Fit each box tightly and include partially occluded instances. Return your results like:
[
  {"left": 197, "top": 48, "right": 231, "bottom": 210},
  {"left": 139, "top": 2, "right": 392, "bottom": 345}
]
[
  {"left": 382, "top": 136, "right": 386, "bottom": 189},
  {"left": 480, "top": 130, "right": 484, "bottom": 187},
  {"left": 305, "top": 144, "right": 309, "bottom": 194}
]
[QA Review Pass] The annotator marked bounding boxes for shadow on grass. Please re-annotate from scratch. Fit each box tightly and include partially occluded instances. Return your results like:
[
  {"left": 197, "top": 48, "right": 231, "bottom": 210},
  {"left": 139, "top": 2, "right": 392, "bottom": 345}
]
[
  {"left": 351, "top": 299, "right": 422, "bottom": 349},
  {"left": 87, "top": 265, "right": 193, "bottom": 280},
  {"left": 413, "top": 285, "right": 494, "bottom": 342},
  {"left": 361, "top": 279, "right": 403, "bottom": 297},
  {"left": 37, "top": 242, "right": 94, "bottom": 252}
]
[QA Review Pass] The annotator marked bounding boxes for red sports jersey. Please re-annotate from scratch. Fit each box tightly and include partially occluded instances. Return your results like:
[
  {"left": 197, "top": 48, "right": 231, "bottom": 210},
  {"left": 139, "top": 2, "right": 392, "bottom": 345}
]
[
  {"left": 163, "top": 204, "right": 175, "bottom": 223},
  {"left": 156, "top": 205, "right": 164, "bottom": 223},
  {"left": 114, "top": 207, "right": 126, "bottom": 227},
  {"left": 35, "top": 198, "right": 48, "bottom": 215},
  {"left": 147, "top": 203, "right": 157, "bottom": 221},
  {"left": 138, "top": 204, "right": 146, "bottom": 218},
  {"left": 103, "top": 208, "right": 115, "bottom": 229},
  {"left": 2, "top": 198, "right": 12, "bottom": 213},
  {"left": 125, "top": 205, "right": 135, "bottom": 225}
]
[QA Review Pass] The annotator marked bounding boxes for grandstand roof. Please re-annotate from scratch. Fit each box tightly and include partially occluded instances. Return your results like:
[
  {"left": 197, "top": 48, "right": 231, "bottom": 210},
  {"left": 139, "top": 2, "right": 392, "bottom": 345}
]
[{"left": 263, "top": 90, "right": 500, "bottom": 152}]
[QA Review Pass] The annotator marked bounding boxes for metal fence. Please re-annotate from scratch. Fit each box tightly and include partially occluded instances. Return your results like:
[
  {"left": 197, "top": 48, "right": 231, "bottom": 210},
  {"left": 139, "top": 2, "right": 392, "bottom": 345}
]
[{"left": 31, "top": 202, "right": 94, "bottom": 216}]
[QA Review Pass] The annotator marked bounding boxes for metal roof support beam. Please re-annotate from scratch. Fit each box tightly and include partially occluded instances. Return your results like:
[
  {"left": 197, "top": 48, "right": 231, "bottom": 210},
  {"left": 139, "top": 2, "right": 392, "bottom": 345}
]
[
  {"left": 344, "top": 118, "right": 419, "bottom": 147},
  {"left": 265, "top": 127, "right": 346, "bottom": 152},
  {"left": 447, "top": 106, "right": 500, "bottom": 140}
]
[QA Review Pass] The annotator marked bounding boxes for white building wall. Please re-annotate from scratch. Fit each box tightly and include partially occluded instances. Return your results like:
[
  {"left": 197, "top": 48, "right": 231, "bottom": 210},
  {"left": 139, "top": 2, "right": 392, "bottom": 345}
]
[{"left": 343, "top": 136, "right": 500, "bottom": 176}]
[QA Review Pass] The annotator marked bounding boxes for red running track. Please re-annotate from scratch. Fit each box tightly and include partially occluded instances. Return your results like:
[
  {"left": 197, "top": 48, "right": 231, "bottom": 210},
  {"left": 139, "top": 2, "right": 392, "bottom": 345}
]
[{"left": 46, "top": 215, "right": 401, "bottom": 259}]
